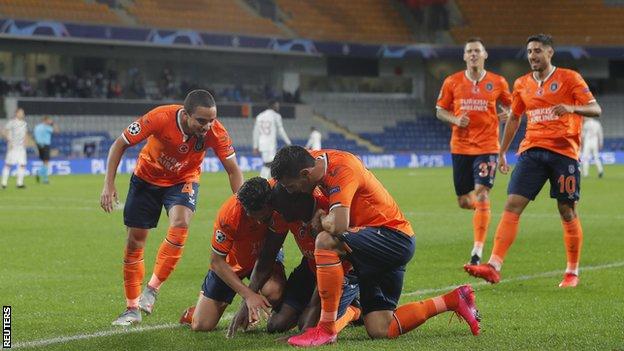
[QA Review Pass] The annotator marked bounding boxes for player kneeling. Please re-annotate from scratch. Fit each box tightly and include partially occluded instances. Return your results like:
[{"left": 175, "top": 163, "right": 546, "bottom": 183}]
[{"left": 180, "top": 177, "right": 288, "bottom": 331}]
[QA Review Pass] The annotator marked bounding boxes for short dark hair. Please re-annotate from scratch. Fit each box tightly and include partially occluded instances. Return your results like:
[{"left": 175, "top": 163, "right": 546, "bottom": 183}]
[
  {"left": 270, "top": 145, "right": 315, "bottom": 180},
  {"left": 237, "top": 177, "right": 272, "bottom": 213},
  {"left": 465, "top": 37, "right": 484, "bottom": 47},
  {"left": 184, "top": 89, "right": 216, "bottom": 115},
  {"left": 527, "top": 34, "right": 553, "bottom": 47},
  {"left": 268, "top": 99, "right": 279, "bottom": 109},
  {"left": 270, "top": 183, "right": 315, "bottom": 222}
]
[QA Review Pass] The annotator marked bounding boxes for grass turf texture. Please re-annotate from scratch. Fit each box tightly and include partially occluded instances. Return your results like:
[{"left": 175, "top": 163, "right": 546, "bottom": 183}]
[{"left": 1, "top": 166, "right": 622, "bottom": 350}]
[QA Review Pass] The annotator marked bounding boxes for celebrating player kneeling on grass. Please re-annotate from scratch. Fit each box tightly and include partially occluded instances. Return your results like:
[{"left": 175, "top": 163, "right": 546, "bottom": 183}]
[
  {"left": 464, "top": 34, "right": 602, "bottom": 288},
  {"left": 100, "top": 90, "right": 243, "bottom": 326},
  {"left": 226, "top": 183, "right": 361, "bottom": 337},
  {"left": 179, "top": 177, "right": 289, "bottom": 331},
  {"left": 271, "top": 146, "right": 481, "bottom": 347}
]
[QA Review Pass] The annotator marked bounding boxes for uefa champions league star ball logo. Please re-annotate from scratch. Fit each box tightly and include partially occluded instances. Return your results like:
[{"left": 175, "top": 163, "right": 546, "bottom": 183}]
[
  {"left": 215, "top": 230, "right": 226, "bottom": 243},
  {"left": 127, "top": 122, "right": 141, "bottom": 136}
]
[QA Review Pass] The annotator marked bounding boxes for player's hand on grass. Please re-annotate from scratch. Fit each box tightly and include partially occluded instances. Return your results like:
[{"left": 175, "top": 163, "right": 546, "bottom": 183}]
[
  {"left": 226, "top": 303, "right": 250, "bottom": 338},
  {"left": 552, "top": 104, "right": 574, "bottom": 116},
  {"left": 100, "top": 184, "right": 118, "bottom": 213},
  {"left": 498, "top": 153, "right": 510, "bottom": 174},
  {"left": 455, "top": 112, "right": 470, "bottom": 128}
]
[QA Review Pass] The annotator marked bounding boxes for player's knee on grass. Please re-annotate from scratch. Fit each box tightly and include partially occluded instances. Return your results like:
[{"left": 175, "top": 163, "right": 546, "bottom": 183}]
[
  {"left": 266, "top": 306, "right": 298, "bottom": 333},
  {"left": 363, "top": 312, "right": 393, "bottom": 339},
  {"left": 261, "top": 265, "right": 287, "bottom": 307}
]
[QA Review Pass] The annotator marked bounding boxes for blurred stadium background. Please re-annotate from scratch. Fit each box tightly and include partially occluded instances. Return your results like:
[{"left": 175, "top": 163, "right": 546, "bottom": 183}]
[{"left": 1, "top": 0, "right": 624, "bottom": 172}]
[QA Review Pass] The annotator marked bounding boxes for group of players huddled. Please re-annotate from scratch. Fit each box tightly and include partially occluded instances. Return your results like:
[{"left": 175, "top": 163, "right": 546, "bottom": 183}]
[{"left": 99, "top": 33, "right": 600, "bottom": 347}]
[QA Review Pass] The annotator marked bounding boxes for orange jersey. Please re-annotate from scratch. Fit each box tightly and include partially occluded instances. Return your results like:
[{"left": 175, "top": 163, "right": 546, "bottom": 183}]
[
  {"left": 437, "top": 70, "right": 512, "bottom": 155},
  {"left": 122, "top": 105, "right": 235, "bottom": 186},
  {"left": 288, "top": 188, "right": 351, "bottom": 272},
  {"left": 310, "top": 149, "right": 414, "bottom": 236},
  {"left": 511, "top": 67, "right": 596, "bottom": 160},
  {"left": 211, "top": 195, "right": 289, "bottom": 277}
]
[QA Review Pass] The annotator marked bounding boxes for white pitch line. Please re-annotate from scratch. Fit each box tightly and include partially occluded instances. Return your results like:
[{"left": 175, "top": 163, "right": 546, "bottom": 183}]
[
  {"left": 12, "top": 312, "right": 233, "bottom": 349},
  {"left": 13, "top": 262, "right": 624, "bottom": 349}
]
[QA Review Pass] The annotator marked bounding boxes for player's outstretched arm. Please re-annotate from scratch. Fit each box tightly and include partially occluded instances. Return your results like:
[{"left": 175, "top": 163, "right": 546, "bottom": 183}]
[
  {"left": 100, "top": 136, "right": 129, "bottom": 213},
  {"left": 222, "top": 156, "right": 244, "bottom": 193},
  {"left": 498, "top": 114, "right": 522, "bottom": 174},
  {"left": 227, "top": 231, "right": 286, "bottom": 338}
]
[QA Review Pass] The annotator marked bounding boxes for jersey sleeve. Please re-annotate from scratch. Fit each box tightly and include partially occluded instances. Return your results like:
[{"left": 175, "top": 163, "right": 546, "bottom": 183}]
[
  {"left": 569, "top": 71, "right": 595, "bottom": 105},
  {"left": 436, "top": 77, "right": 454, "bottom": 111},
  {"left": 206, "top": 120, "right": 236, "bottom": 161},
  {"left": 325, "top": 165, "right": 359, "bottom": 212},
  {"left": 121, "top": 108, "right": 167, "bottom": 146},
  {"left": 498, "top": 77, "right": 513, "bottom": 107},
  {"left": 211, "top": 218, "right": 236, "bottom": 256},
  {"left": 510, "top": 78, "right": 526, "bottom": 117}
]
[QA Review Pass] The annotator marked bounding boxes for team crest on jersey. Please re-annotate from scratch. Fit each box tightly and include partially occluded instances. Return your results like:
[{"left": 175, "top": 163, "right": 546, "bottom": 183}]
[
  {"left": 215, "top": 230, "right": 226, "bottom": 243},
  {"left": 194, "top": 136, "right": 205, "bottom": 152},
  {"left": 485, "top": 82, "right": 494, "bottom": 91},
  {"left": 536, "top": 87, "right": 544, "bottom": 96},
  {"left": 178, "top": 144, "right": 189, "bottom": 154},
  {"left": 127, "top": 122, "right": 141, "bottom": 136},
  {"left": 550, "top": 82, "right": 559, "bottom": 92},
  {"left": 569, "top": 165, "right": 576, "bottom": 174}
]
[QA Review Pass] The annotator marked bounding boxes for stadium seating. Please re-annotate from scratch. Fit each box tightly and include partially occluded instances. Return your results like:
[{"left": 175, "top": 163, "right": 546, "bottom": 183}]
[
  {"left": 127, "top": 0, "right": 286, "bottom": 37},
  {"left": 0, "top": 0, "right": 122, "bottom": 25},
  {"left": 275, "top": 0, "right": 414, "bottom": 44},
  {"left": 452, "top": 0, "right": 624, "bottom": 45}
]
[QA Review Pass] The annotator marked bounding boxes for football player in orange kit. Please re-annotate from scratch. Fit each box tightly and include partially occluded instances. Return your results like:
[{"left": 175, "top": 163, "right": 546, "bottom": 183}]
[
  {"left": 436, "top": 38, "right": 512, "bottom": 265},
  {"left": 464, "top": 34, "right": 602, "bottom": 288},
  {"left": 179, "top": 177, "right": 289, "bottom": 331},
  {"left": 100, "top": 90, "right": 244, "bottom": 325},
  {"left": 271, "top": 146, "right": 480, "bottom": 347}
]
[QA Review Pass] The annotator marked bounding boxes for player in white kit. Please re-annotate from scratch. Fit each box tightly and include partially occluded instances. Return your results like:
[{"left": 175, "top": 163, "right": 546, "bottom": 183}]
[
  {"left": 581, "top": 117, "right": 604, "bottom": 178},
  {"left": 2, "top": 108, "right": 28, "bottom": 189},
  {"left": 253, "top": 100, "right": 291, "bottom": 179},
  {"left": 305, "top": 126, "right": 322, "bottom": 151}
]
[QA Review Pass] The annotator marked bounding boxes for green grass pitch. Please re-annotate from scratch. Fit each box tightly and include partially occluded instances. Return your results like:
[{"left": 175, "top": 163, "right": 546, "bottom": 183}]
[{"left": 1, "top": 166, "right": 623, "bottom": 350}]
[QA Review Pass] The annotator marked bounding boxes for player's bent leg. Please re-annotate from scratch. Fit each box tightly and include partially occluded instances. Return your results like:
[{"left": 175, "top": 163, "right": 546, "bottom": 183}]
[
  {"left": 363, "top": 310, "right": 393, "bottom": 339},
  {"left": 260, "top": 262, "right": 287, "bottom": 307},
  {"left": 557, "top": 201, "right": 582, "bottom": 288},
  {"left": 457, "top": 193, "right": 475, "bottom": 210},
  {"left": 464, "top": 194, "right": 529, "bottom": 282},
  {"left": 384, "top": 285, "right": 480, "bottom": 339},
  {"left": 267, "top": 304, "right": 300, "bottom": 333},
  {"left": 190, "top": 294, "right": 228, "bottom": 332},
  {"left": 143, "top": 205, "right": 193, "bottom": 313}
]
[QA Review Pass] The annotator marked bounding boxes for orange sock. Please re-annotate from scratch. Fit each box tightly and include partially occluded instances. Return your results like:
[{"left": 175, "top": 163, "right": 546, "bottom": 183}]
[
  {"left": 472, "top": 200, "right": 491, "bottom": 256},
  {"left": 315, "top": 249, "right": 343, "bottom": 334},
  {"left": 334, "top": 306, "right": 361, "bottom": 333},
  {"left": 488, "top": 210, "right": 520, "bottom": 271},
  {"left": 149, "top": 227, "right": 188, "bottom": 290},
  {"left": 123, "top": 248, "right": 144, "bottom": 308},
  {"left": 387, "top": 293, "right": 453, "bottom": 338},
  {"left": 562, "top": 217, "right": 583, "bottom": 276}
]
